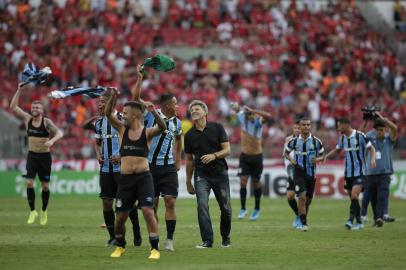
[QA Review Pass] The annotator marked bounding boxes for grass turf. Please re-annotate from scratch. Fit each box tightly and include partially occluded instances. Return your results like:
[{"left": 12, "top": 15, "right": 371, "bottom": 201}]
[{"left": 0, "top": 197, "right": 405, "bottom": 270}]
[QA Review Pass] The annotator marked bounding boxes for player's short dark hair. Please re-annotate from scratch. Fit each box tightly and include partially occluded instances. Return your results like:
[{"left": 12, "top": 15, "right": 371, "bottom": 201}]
[
  {"left": 123, "top": 101, "right": 144, "bottom": 112},
  {"left": 374, "top": 120, "right": 386, "bottom": 128},
  {"left": 337, "top": 117, "right": 350, "bottom": 124},
  {"left": 299, "top": 117, "right": 311, "bottom": 123},
  {"left": 159, "top": 93, "right": 175, "bottom": 104}
]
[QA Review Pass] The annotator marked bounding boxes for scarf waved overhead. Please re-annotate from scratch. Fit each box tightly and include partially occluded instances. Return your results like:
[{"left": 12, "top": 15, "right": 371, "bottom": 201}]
[
  {"left": 141, "top": 54, "right": 176, "bottom": 76},
  {"left": 21, "top": 63, "right": 52, "bottom": 86},
  {"left": 48, "top": 86, "right": 108, "bottom": 99}
]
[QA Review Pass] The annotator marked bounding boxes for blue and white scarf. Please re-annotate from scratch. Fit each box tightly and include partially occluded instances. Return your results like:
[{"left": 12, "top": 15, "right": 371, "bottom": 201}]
[
  {"left": 21, "top": 63, "right": 52, "bottom": 86},
  {"left": 48, "top": 86, "right": 108, "bottom": 99}
]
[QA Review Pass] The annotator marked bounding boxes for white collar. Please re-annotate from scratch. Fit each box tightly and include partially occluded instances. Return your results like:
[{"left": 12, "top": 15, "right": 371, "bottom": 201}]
[
  {"left": 349, "top": 129, "right": 356, "bottom": 137},
  {"left": 299, "top": 133, "right": 313, "bottom": 140}
]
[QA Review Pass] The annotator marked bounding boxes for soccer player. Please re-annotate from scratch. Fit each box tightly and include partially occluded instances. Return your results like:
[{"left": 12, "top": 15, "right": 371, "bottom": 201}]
[
  {"left": 284, "top": 121, "right": 301, "bottom": 228},
  {"left": 361, "top": 113, "right": 398, "bottom": 227},
  {"left": 185, "top": 100, "right": 232, "bottom": 248},
  {"left": 105, "top": 88, "right": 166, "bottom": 259},
  {"left": 284, "top": 117, "right": 325, "bottom": 232},
  {"left": 131, "top": 65, "right": 182, "bottom": 251},
  {"left": 10, "top": 83, "right": 63, "bottom": 225},
  {"left": 230, "top": 102, "right": 271, "bottom": 221},
  {"left": 324, "top": 117, "right": 376, "bottom": 230},
  {"left": 81, "top": 92, "right": 142, "bottom": 247}
]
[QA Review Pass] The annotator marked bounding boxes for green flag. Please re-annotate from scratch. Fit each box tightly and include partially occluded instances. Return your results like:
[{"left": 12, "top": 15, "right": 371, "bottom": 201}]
[{"left": 141, "top": 54, "right": 175, "bottom": 76}]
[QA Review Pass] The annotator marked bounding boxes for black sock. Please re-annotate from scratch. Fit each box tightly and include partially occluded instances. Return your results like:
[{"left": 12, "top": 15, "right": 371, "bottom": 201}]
[
  {"left": 254, "top": 187, "right": 262, "bottom": 210},
  {"left": 41, "top": 190, "right": 50, "bottom": 211},
  {"left": 166, "top": 220, "right": 176, "bottom": 240},
  {"left": 240, "top": 187, "right": 247, "bottom": 210},
  {"left": 149, "top": 235, "right": 159, "bottom": 250},
  {"left": 352, "top": 199, "right": 361, "bottom": 223},
  {"left": 129, "top": 208, "right": 141, "bottom": 234},
  {"left": 103, "top": 210, "right": 115, "bottom": 239},
  {"left": 27, "top": 188, "right": 35, "bottom": 211},
  {"left": 288, "top": 199, "right": 299, "bottom": 216},
  {"left": 115, "top": 234, "right": 126, "bottom": 248},
  {"left": 300, "top": 214, "right": 307, "bottom": 225},
  {"left": 350, "top": 199, "right": 359, "bottom": 223}
]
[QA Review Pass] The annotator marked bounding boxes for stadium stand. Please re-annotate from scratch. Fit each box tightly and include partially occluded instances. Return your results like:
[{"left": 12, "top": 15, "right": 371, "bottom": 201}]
[{"left": 0, "top": 0, "right": 405, "bottom": 159}]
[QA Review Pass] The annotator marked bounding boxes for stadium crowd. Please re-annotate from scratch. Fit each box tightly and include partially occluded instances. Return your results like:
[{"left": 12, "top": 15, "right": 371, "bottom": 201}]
[{"left": 1, "top": 0, "right": 405, "bottom": 159}]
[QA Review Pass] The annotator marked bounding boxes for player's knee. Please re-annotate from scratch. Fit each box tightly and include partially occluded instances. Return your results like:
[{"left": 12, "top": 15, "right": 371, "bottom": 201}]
[
  {"left": 41, "top": 183, "right": 49, "bottom": 192},
  {"left": 142, "top": 208, "right": 155, "bottom": 221},
  {"left": 253, "top": 181, "right": 261, "bottom": 190},
  {"left": 287, "top": 192, "right": 295, "bottom": 201},
  {"left": 102, "top": 199, "right": 113, "bottom": 210},
  {"left": 164, "top": 197, "right": 176, "bottom": 210},
  {"left": 115, "top": 213, "right": 127, "bottom": 225},
  {"left": 27, "top": 181, "right": 34, "bottom": 188},
  {"left": 240, "top": 177, "right": 248, "bottom": 187}
]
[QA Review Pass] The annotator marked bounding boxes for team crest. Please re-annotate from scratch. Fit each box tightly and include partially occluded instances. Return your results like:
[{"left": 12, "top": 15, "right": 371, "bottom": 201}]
[
  {"left": 295, "top": 185, "right": 300, "bottom": 192},
  {"left": 116, "top": 199, "right": 122, "bottom": 208}
]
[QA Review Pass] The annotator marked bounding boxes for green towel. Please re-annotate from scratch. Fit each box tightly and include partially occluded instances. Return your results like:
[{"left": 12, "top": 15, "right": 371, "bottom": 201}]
[{"left": 141, "top": 54, "right": 175, "bottom": 76}]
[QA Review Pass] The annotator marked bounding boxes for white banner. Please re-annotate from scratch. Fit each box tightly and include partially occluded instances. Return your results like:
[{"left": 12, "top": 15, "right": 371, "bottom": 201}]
[{"left": 1, "top": 159, "right": 405, "bottom": 199}]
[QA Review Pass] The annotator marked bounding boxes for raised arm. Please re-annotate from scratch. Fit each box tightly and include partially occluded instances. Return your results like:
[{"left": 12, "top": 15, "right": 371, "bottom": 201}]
[
  {"left": 359, "top": 120, "right": 369, "bottom": 133},
  {"left": 375, "top": 112, "right": 398, "bottom": 141},
  {"left": 104, "top": 89, "right": 124, "bottom": 132},
  {"left": 44, "top": 118, "right": 64, "bottom": 147},
  {"left": 131, "top": 65, "right": 144, "bottom": 102},
  {"left": 244, "top": 106, "right": 271, "bottom": 121},
  {"left": 230, "top": 102, "right": 240, "bottom": 114},
  {"left": 10, "top": 83, "right": 32, "bottom": 124},
  {"left": 81, "top": 115, "right": 100, "bottom": 131},
  {"left": 144, "top": 101, "right": 167, "bottom": 140}
]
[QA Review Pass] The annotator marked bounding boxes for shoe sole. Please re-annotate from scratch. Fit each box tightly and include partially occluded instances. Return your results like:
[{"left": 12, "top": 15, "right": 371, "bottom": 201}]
[
  {"left": 110, "top": 253, "right": 125, "bottom": 258},
  {"left": 148, "top": 256, "right": 160, "bottom": 260},
  {"left": 345, "top": 224, "right": 352, "bottom": 230}
]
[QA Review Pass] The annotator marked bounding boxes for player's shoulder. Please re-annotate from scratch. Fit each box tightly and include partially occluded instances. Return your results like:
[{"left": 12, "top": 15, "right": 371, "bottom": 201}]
[
  {"left": 355, "top": 130, "right": 367, "bottom": 139},
  {"left": 312, "top": 135, "right": 323, "bottom": 144},
  {"left": 209, "top": 121, "right": 224, "bottom": 129},
  {"left": 355, "top": 130, "right": 366, "bottom": 136},
  {"left": 286, "top": 136, "right": 297, "bottom": 145}
]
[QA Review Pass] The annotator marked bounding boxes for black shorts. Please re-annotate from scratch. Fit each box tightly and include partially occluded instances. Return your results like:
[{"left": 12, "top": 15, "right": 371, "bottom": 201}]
[
  {"left": 286, "top": 164, "right": 295, "bottom": 191},
  {"left": 25, "top": 151, "right": 52, "bottom": 182},
  {"left": 287, "top": 177, "right": 295, "bottom": 192},
  {"left": 293, "top": 166, "right": 316, "bottom": 198},
  {"left": 116, "top": 171, "right": 154, "bottom": 212},
  {"left": 237, "top": 153, "right": 263, "bottom": 180},
  {"left": 99, "top": 171, "right": 120, "bottom": 199},
  {"left": 151, "top": 165, "right": 178, "bottom": 198},
  {"left": 344, "top": 176, "right": 364, "bottom": 191}
]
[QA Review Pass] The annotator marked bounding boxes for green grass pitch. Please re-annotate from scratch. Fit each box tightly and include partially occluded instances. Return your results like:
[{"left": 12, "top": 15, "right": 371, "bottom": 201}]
[{"left": 0, "top": 197, "right": 405, "bottom": 270}]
